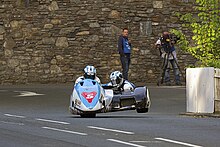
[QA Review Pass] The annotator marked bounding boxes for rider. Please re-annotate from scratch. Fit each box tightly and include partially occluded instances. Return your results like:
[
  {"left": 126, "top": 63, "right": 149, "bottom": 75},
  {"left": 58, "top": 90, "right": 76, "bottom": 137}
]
[
  {"left": 105, "top": 71, "right": 135, "bottom": 92},
  {"left": 75, "top": 65, "right": 101, "bottom": 85}
]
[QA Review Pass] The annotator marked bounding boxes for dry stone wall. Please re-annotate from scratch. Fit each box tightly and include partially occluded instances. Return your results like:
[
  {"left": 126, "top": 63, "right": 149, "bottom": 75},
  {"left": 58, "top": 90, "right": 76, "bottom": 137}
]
[{"left": 0, "top": 0, "right": 196, "bottom": 84}]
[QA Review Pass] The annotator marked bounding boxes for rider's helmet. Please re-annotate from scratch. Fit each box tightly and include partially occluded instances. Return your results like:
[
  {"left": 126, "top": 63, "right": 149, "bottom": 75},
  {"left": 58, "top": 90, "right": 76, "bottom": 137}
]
[
  {"left": 84, "top": 65, "right": 96, "bottom": 80},
  {"left": 110, "top": 71, "right": 124, "bottom": 87}
]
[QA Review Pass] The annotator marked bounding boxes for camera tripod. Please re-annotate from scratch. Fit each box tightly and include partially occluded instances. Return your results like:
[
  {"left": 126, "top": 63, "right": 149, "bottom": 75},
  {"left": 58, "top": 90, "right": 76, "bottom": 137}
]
[{"left": 157, "top": 51, "right": 185, "bottom": 86}]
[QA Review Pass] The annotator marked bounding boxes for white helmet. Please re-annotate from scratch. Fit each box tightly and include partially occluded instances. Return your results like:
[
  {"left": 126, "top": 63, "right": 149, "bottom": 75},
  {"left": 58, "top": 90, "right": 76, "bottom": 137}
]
[
  {"left": 84, "top": 65, "right": 96, "bottom": 80},
  {"left": 110, "top": 71, "right": 124, "bottom": 87}
]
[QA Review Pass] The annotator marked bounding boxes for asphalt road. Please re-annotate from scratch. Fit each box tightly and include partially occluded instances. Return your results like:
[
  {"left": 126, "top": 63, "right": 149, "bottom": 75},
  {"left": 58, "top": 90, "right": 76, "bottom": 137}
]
[{"left": 0, "top": 84, "right": 220, "bottom": 147}]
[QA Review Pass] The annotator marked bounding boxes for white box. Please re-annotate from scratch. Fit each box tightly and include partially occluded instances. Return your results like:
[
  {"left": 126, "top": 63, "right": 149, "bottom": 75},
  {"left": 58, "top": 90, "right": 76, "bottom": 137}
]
[{"left": 186, "top": 67, "right": 215, "bottom": 113}]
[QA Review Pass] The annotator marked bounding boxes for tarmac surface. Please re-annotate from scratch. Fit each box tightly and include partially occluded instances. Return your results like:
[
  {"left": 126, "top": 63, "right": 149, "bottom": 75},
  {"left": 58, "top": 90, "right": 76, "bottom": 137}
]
[{"left": 0, "top": 83, "right": 220, "bottom": 147}]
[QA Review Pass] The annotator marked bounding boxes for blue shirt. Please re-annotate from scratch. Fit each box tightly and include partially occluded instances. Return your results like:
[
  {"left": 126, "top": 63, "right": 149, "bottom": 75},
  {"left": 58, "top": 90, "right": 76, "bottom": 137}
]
[{"left": 123, "top": 37, "right": 131, "bottom": 53}]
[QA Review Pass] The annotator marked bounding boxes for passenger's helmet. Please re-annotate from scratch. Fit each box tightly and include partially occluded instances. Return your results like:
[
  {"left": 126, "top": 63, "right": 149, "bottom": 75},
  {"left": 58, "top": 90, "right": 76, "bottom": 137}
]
[
  {"left": 110, "top": 71, "right": 124, "bottom": 87},
  {"left": 84, "top": 65, "right": 96, "bottom": 80}
]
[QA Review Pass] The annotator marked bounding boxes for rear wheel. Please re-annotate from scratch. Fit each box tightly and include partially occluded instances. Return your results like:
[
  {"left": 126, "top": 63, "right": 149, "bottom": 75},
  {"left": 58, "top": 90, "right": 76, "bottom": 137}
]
[{"left": 136, "top": 108, "right": 148, "bottom": 113}]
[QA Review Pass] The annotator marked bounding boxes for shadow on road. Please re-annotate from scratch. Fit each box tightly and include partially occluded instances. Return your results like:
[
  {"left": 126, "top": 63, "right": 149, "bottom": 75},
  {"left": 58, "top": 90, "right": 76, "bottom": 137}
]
[{"left": 67, "top": 115, "right": 153, "bottom": 119}]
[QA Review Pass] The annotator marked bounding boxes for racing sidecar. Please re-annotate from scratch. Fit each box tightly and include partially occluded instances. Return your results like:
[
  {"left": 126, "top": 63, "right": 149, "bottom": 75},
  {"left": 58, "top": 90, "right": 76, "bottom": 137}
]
[
  {"left": 69, "top": 79, "right": 150, "bottom": 117},
  {"left": 103, "top": 85, "right": 151, "bottom": 113},
  {"left": 69, "top": 79, "right": 108, "bottom": 117}
]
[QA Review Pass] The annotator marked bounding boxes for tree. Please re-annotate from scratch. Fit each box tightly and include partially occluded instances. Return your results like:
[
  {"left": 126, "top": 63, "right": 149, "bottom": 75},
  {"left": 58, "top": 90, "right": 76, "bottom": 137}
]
[{"left": 172, "top": 0, "right": 220, "bottom": 68}]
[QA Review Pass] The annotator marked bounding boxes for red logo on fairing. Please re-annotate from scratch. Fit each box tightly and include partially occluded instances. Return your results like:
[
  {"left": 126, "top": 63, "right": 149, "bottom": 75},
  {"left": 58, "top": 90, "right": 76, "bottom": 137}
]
[{"left": 81, "top": 92, "right": 97, "bottom": 103}]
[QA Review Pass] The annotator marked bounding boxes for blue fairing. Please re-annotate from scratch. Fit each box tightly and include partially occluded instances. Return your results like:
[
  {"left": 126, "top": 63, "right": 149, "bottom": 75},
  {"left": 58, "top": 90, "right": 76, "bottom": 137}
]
[{"left": 75, "top": 79, "right": 101, "bottom": 109}]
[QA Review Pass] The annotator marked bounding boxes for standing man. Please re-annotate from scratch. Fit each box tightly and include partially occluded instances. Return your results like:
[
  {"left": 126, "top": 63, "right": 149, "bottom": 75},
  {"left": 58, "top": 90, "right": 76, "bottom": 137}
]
[{"left": 118, "top": 28, "right": 132, "bottom": 80}]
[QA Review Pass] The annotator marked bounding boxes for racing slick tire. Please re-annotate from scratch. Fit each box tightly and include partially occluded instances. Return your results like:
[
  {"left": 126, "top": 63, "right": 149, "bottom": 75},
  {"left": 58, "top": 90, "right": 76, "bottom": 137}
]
[
  {"left": 80, "top": 113, "right": 96, "bottom": 118},
  {"left": 136, "top": 108, "right": 148, "bottom": 113}
]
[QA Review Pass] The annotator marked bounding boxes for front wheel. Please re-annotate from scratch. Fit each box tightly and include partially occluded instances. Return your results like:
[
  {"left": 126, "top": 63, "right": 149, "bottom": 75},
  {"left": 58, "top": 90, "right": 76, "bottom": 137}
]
[
  {"left": 80, "top": 113, "right": 96, "bottom": 118},
  {"left": 136, "top": 108, "right": 148, "bottom": 113}
]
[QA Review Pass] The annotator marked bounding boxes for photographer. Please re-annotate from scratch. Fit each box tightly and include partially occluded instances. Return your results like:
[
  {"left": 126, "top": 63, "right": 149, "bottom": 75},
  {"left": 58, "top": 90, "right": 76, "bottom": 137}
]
[{"left": 155, "top": 32, "right": 181, "bottom": 86}]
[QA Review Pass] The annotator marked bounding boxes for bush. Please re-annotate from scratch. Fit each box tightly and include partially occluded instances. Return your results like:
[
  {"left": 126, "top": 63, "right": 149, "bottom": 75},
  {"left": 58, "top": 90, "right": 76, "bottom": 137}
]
[{"left": 172, "top": 0, "right": 220, "bottom": 68}]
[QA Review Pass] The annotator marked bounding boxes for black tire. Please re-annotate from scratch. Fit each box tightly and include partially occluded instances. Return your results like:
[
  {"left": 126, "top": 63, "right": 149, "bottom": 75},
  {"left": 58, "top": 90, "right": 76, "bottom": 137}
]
[
  {"left": 80, "top": 113, "right": 96, "bottom": 118},
  {"left": 136, "top": 108, "right": 148, "bottom": 113}
]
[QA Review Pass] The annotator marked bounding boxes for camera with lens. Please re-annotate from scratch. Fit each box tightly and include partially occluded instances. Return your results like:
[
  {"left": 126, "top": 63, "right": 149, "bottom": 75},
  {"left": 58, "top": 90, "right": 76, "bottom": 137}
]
[
  {"left": 169, "top": 34, "right": 180, "bottom": 44},
  {"left": 161, "top": 33, "right": 180, "bottom": 44},
  {"left": 156, "top": 32, "right": 181, "bottom": 55},
  {"left": 159, "top": 33, "right": 180, "bottom": 53}
]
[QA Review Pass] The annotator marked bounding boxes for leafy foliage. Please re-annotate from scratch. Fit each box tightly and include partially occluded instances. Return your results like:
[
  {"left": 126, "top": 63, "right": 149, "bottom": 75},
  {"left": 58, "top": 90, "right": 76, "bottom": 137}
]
[{"left": 172, "top": 0, "right": 220, "bottom": 68}]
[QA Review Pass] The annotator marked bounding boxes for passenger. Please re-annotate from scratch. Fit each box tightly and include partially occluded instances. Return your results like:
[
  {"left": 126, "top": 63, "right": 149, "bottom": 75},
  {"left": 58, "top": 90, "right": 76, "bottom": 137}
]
[{"left": 105, "top": 71, "right": 135, "bottom": 92}]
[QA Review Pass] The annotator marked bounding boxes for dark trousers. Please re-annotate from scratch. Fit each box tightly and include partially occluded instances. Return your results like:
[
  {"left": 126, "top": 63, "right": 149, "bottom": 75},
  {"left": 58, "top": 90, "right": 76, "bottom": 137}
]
[
  {"left": 164, "top": 58, "right": 180, "bottom": 84},
  {"left": 120, "top": 53, "right": 130, "bottom": 80}
]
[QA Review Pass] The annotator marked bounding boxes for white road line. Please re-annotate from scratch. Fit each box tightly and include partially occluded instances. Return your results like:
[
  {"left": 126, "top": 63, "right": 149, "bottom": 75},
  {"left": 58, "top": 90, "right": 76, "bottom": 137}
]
[
  {"left": 107, "top": 139, "right": 146, "bottom": 147},
  {"left": 88, "top": 126, "right": 134, "bottom": 135},
  {"left": 4, "top": 113, "right": 26, "bottom": 118},
  {"left": 36, "top": 118, "right": 70, "bottom": 125},
  {"left": 130, "top": 141, "right": 161, "bottom": 143},
  {"left": 14, "top": 91, "right": 44, "bottom": 97},
  {"left": 42, "top": 127, "right": 87, "bottom": 136},
  {"left": 155, "top": 138, "right": 203, "bottom": 147}
]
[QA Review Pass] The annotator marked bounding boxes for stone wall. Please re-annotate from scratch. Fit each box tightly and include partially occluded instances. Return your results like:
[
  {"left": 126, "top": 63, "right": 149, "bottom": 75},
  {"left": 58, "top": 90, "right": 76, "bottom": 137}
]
[{"left": 0, "top": 0, "right": 196, "bottom": 84}]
